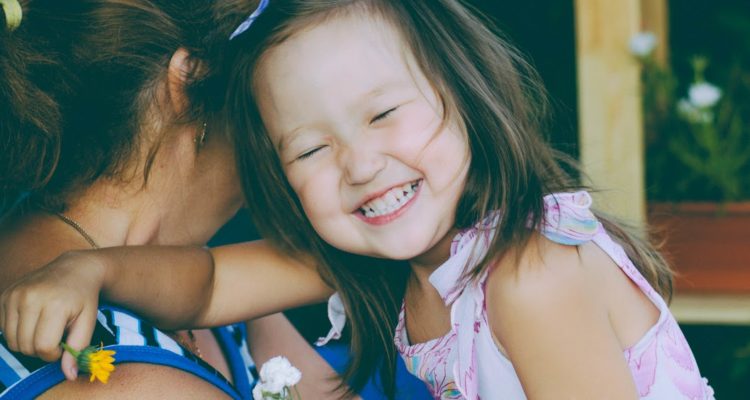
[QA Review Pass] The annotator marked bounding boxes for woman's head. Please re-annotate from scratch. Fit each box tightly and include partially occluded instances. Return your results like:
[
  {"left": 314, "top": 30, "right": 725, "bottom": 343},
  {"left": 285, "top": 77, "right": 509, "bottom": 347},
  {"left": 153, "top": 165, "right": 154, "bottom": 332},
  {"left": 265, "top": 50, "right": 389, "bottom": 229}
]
[{"left": 0, "top": 0, "right": 256, "bottom": 239}]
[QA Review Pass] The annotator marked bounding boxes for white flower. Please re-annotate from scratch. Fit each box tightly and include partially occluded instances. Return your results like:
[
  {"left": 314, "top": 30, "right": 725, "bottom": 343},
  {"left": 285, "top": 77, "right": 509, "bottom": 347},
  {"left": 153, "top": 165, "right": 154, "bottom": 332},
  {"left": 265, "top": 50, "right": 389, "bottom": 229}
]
[
  {"left": 677, "top": 98, "right": 713, "bottom": 124},
  {"left": 629, "top": 32, "right": 657, "bottom": 57},
  {"left": 252, "top": 384, "right": 266, "bottom": 400},
  {"left": 688, "top": 82, "right": 722, "bottom": 108},
  {"left": 254, "top": 356, "right": 302, "bottom": 398}
]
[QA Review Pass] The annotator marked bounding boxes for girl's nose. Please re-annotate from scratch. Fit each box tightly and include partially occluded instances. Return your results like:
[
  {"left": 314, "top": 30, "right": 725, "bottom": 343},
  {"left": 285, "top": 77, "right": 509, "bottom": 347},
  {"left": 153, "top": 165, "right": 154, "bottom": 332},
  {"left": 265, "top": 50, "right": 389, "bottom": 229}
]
[{"left": 340, "top": 145, "right": 387, "bottom": 186}]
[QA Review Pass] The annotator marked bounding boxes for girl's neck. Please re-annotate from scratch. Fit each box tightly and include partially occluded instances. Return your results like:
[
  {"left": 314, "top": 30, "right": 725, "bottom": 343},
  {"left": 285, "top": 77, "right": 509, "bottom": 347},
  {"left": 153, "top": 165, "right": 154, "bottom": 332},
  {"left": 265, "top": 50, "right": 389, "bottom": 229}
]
[{"left": 408, "top": 227, "right": 459, "bottom": 286}]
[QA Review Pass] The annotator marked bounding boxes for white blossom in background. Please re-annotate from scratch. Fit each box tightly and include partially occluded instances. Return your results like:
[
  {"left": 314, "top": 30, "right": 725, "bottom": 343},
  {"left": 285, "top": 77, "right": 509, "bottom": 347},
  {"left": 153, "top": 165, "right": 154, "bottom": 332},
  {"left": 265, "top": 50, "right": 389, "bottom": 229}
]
[
  {"left": 252, "top": 356, "right": 302, "bottom": 400},
  {"left": 629, "top": 32, "right": 657, "bottom": 57},
  {"left": 688, "top": 82, "right": 722, "bottom": 108},
  {"left": 677, "top": 98, "right": 713, "bottom": 124}
]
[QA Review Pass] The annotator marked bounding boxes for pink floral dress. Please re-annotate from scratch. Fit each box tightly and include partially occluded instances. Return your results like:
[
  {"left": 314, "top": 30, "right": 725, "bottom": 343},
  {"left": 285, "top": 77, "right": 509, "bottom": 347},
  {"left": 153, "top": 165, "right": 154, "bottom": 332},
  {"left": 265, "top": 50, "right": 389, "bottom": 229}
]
[{"left": 320, "top": 192, "right": 715, "bottom": 399}]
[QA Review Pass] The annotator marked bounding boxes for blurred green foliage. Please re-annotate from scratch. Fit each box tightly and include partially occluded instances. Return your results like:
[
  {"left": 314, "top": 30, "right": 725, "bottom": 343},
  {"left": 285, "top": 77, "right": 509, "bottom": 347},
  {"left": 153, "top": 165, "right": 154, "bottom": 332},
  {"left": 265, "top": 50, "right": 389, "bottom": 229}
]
[{"left": 642, "top": 3, "right": 750, "bottom": 202}]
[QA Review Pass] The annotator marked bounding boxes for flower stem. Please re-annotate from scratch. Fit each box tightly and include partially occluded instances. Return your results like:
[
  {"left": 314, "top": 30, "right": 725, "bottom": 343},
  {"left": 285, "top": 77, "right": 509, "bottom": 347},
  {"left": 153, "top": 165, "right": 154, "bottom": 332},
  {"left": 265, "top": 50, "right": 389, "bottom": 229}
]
[{"left": 60, "top": 342, "right": 80, "bottom": 358}]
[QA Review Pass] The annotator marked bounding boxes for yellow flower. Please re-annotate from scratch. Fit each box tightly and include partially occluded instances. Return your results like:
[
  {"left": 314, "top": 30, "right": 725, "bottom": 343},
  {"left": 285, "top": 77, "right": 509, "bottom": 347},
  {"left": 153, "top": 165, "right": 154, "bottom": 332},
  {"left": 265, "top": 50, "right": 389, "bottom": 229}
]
[{"left": 61, "top": 342, "right": 116, "bottom": 384}]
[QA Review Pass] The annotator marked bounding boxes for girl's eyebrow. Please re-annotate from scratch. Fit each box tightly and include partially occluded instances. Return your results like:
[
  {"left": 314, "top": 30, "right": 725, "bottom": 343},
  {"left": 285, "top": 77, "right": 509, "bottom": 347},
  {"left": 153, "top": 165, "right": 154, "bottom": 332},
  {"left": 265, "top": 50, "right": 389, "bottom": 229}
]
[
  {"left": 275, "top": 125, "right": 310, "bottom": 152},
  {"left": 361, "top": 81, "right": 408, "bottom": 101},
  {"left": 362, "top": 86, "right": 388, "bottom": 100},
  {"left": 275, "top": 134, "right": 292, "bottom": 152}
]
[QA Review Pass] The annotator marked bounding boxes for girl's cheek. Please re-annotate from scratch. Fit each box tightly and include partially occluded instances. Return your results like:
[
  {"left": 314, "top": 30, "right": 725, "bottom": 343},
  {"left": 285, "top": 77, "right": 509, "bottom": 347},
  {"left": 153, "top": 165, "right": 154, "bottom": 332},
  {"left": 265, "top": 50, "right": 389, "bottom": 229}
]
[
  {"left": 389, "top": 107, "right": 443, "bottom": 157},
  {"left": 282, "top": 167, "right": 306, "bottom": 200},
  {"left": 289, "top": 166, "right": 328, "bottom": 206}
]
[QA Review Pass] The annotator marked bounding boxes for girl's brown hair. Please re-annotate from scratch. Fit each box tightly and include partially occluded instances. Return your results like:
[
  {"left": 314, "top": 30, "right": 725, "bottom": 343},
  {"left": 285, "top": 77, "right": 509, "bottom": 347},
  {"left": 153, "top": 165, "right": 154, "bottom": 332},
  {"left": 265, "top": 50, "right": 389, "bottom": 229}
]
[
  {"left": 224, "top": 1, "right": 673, "bottom": 397},
  {"left": 0, "top": 0, "right": 257, "bottom": 213}
]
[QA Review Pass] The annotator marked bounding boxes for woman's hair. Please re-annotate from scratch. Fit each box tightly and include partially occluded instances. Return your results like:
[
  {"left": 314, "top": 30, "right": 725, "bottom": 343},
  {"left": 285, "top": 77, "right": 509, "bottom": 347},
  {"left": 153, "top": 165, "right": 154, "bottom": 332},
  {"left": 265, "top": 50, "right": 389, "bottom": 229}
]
[
  {"left": 0, "top": 0, "right": 257, "bottom": 212},
  {"left": 224, "top": 0, "right": 673, "bottom": 397}
]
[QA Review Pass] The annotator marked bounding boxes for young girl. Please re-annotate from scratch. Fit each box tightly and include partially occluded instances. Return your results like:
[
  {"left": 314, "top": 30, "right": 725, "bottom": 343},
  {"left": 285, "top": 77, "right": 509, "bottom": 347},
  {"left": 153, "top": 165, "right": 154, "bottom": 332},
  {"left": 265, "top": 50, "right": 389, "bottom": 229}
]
[{"left": 1, "top": 0, "right": 714, "bottom": 398}]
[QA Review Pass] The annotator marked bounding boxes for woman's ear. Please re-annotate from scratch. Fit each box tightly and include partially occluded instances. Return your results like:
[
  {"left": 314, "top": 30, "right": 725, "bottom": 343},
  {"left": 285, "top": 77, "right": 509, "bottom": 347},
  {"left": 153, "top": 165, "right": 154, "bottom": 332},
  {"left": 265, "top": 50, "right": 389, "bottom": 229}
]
[{"left": 167, "top": 47, "right": 195, "bottom": 115}]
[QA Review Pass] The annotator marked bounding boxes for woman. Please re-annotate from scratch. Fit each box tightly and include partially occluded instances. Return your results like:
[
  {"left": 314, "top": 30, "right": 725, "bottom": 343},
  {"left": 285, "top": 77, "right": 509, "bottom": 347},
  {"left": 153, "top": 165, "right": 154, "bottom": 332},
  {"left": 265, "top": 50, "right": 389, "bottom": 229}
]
[{"left": 0, "top": 0, "right": 350, "bottom": 398}]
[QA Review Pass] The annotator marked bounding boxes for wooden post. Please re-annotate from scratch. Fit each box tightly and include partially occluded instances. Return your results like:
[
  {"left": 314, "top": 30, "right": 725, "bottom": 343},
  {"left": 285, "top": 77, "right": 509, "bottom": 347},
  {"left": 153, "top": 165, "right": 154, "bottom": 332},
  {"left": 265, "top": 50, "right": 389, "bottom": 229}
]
[
  {"left": 574, "top": 0, "right": 645, "bottom": 222},
  {"left": 641, "top": 0, "right": 669, "bottom": 66}
]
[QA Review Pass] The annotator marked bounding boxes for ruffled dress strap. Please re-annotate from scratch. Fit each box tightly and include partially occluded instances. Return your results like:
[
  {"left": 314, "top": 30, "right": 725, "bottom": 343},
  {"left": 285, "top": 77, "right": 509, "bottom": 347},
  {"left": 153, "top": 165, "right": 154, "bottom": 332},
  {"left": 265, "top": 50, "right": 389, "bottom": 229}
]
[
  {"left": 315, "top": 293, "right": 346, "bottom": 347},
  {"left": 539, "top": 191, "right": 599, "bottom": 245}
]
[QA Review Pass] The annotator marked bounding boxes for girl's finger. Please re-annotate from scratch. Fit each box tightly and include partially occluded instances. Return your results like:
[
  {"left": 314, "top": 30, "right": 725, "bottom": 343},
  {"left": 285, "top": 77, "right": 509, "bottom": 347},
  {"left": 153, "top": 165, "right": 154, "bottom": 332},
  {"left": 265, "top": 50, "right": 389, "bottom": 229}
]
[
  {"left": 16, "top": 301, "right": 41, "bottom": 356},
  {"left": 61, "top": 351, "right": 78, "bottom": 381},
  {"left": 3, "top": 297, "right": 20, "bottom": 351},
  {"left": 33, "top": 306, "right": 67, "bottom": 362},
  {"left": 61, "top": 305, "right": 98, "bottom": 381}
]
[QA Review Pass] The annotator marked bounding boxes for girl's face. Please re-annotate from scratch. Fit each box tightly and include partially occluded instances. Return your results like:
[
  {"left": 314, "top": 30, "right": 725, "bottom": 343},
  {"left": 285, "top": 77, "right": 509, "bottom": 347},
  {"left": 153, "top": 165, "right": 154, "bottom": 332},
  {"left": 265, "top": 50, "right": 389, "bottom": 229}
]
[{"left": 254, "top": 13, "right": 470, "bottom": 264}]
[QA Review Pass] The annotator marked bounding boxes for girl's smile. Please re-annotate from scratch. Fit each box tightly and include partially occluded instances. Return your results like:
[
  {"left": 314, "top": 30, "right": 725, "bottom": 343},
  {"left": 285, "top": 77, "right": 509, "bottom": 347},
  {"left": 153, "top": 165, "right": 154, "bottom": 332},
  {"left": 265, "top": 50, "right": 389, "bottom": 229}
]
[
  {"left": 355, "top": 179, "right": 421, "bottom": 225},
  {"left": 255, "top": 11, "right": 470, "bottom": 265}
]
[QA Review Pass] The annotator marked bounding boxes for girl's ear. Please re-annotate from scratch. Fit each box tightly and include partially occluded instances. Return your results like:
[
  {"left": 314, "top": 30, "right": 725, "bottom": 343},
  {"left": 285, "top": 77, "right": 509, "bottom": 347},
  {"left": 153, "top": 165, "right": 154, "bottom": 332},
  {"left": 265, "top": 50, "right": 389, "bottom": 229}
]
[{"left": 167, "top": 47, "right": 195, "bottom": 115}]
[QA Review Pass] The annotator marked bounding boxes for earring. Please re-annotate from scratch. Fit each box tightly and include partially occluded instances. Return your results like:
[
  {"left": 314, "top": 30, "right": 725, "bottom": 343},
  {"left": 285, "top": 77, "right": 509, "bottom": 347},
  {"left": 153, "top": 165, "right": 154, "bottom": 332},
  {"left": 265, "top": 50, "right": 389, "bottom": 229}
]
[{"left": 194, "top": 122, "right": 207, "bottom": 148}]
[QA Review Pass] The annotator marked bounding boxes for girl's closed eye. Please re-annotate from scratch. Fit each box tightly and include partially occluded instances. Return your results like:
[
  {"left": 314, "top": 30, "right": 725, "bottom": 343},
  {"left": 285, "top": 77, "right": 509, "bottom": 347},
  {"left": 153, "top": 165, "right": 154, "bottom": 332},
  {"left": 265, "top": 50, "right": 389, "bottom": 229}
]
[
  {"left": 370, "top": 106, "right": 399, "bottom": 124},
  {"left": 295, "top": 145, "right": 328, "bottom": 161}
]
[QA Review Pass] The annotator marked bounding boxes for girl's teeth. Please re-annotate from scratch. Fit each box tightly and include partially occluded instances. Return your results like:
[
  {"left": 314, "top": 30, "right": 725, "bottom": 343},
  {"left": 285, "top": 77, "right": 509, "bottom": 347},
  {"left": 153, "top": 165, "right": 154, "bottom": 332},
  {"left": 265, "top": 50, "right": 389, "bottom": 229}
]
[
  {"left": 385, "top": 192, "right": 398, "bottom": 207},
  {"left": 360, "top": 181, "right": 419, "bottom": 217},
  {"left": 373, "top": 198, "right": 386, "bottom": 211}
]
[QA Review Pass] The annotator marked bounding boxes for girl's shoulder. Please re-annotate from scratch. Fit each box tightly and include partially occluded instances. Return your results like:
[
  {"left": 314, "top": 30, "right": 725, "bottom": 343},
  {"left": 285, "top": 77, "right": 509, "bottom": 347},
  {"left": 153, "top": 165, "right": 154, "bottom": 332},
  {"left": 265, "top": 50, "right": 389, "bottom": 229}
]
[
  {"left": 486, "top": 232, "right": 609, "bottom": 322},
  {"left": 482, "top": 234, "right": 649, "bottom": 398},
  {"left": 485, "top": 190, "right": 606, "bottom": 313},
  {"left": 483, "top": 190, "right": 629, "bottom": 346}
]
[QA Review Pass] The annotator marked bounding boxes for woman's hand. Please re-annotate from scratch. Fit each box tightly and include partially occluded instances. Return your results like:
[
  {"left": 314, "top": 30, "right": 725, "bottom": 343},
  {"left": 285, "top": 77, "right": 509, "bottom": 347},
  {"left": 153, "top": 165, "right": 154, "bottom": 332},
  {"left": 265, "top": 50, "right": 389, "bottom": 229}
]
[{"left": 0, "top": 250, "right": 105, "bottom": 381}]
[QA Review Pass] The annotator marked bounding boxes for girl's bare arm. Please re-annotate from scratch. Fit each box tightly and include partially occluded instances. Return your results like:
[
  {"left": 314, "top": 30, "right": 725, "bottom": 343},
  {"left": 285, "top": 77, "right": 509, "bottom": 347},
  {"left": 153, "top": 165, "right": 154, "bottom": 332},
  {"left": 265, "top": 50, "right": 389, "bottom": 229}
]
[{"left": 0, "top": 241, "right": 332, "bottom": 375}]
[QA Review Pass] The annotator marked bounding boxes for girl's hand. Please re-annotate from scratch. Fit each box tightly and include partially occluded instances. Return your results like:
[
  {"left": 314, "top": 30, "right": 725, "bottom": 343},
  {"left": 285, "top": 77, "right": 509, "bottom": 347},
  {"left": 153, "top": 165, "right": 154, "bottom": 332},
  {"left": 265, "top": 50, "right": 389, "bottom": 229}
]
[{"left": 0, "top": 250, "right": 105, "bottom": 381}]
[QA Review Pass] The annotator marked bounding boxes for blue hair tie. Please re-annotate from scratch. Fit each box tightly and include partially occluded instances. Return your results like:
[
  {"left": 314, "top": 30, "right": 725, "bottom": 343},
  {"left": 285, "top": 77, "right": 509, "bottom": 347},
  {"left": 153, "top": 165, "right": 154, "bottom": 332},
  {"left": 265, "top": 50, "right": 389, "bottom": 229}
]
[{"left": 229, "top": 0, "right": 270, "bottom": 40}]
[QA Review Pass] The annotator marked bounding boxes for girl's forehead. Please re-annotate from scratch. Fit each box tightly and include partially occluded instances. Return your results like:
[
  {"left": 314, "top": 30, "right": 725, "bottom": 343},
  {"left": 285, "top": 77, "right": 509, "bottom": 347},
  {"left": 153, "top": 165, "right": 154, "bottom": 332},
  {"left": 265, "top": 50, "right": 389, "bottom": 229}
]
[
  {"left": 260, "top": 11, "right": 410, "bottom": 68},
  {"left": 255, "top": 12, "right": 425, "bottom": 103}
]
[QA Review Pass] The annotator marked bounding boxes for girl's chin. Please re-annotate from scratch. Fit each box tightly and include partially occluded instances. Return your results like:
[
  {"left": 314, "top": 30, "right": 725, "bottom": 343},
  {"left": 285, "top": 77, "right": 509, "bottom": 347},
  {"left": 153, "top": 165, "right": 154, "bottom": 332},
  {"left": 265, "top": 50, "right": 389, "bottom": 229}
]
[{"left": 369, "top": 244, "right": 433, "bottom": 262}]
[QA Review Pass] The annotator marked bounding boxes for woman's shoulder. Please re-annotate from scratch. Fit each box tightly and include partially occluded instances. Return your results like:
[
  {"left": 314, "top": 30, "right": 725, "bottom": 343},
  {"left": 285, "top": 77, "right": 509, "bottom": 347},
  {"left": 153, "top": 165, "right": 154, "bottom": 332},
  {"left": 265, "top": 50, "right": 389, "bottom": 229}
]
[
  {"left": 96, "top": 306, "right": 245, "bottom": 393},
  {"left": 38, "top": 363, "right": 234, "bottom": 399},
  {"left": 0, "top": 307, "right": 244, "bottom": 399}
]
